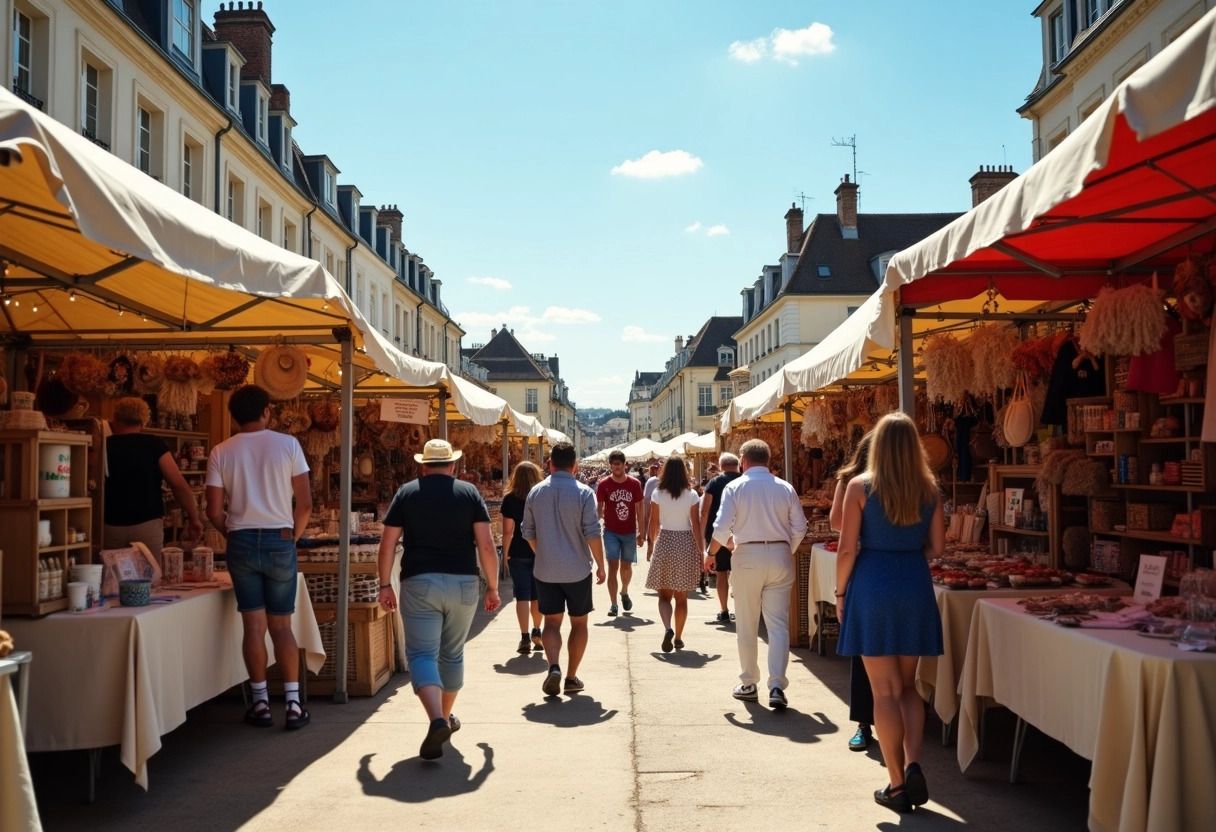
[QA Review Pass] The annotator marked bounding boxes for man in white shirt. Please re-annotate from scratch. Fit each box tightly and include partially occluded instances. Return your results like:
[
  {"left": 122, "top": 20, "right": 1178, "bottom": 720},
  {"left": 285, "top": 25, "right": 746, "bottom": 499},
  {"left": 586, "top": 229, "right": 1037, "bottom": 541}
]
[
  {"left": 206, "top": 384, "right": 313, "bottom": 730},
  {"left": 708, "top": 439, "right": 807, "bottom": 709}
]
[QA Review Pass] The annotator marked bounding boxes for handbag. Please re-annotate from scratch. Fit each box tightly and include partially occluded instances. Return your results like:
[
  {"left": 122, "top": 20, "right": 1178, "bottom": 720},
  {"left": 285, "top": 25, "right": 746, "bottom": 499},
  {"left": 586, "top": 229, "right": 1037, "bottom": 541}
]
[{"left": 1003, "top": 372, "right": 1036, "bottom": 448}]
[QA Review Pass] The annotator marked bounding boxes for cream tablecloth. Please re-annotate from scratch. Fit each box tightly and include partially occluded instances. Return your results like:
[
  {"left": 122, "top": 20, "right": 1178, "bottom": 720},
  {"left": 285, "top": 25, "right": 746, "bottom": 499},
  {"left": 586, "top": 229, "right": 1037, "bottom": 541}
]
[
  {"left": 2, "top": 574, "right": 324, "bottom": 789},
  {"left": 806, "top": 543, "right": 838, "bottom": 643},
  {"left": 957, "top": 598, "right": 1216, "bottom": 832},
  {"left": 1, "top": 661, "right": 40, "bottom": 832},
  {"left": 916, "top": 581, "right": 1131, "bottom": 724}
]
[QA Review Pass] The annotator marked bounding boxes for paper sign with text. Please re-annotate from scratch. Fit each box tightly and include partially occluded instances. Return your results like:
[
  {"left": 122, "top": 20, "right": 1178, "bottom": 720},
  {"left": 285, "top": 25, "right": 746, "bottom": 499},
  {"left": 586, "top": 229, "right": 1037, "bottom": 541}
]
[
  {"left": 1133, "top": 554, "right": 1168, "bottom": 603},
  {"left": 1003, "top": 488, "right": 1024, "bottom": 527},
  {"left": 379, "top": 398, "right": 430, "bottom": 425}
]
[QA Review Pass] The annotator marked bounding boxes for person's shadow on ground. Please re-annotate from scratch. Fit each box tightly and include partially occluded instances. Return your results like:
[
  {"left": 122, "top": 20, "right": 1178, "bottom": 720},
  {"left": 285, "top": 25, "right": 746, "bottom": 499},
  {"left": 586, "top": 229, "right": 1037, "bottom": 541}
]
[
  {"left": 649, "top": 650, "right": 722, "bottom": 669},
  {"left": 356, "top": 743, "right": 494, "bottom": 802},
  {"left": 724, "top": 703, "right": 836, "bottom": 744},
  {"left": 594, "top": 616, "right": 656, "bottom": 632},
  {"left": 492, "top": 653, "right": 548, "bottom": 676},
  {"left": 522, "top": 695, "right": 618, "bottom": 727}
]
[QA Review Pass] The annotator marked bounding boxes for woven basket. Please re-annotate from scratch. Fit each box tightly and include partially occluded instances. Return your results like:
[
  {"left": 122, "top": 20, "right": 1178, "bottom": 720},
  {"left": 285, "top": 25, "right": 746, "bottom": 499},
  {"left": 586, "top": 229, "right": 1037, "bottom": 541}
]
[
  {"left": 1126, "top": 503, "right": 1173, "bottom": 531},
  {"left": 315, "top": 622, "right": 359, "bottom": 682},
  {"left": 1174, "top": 331, "right": 1209, "bottom": 371},
  {"left": 1090, "top": 500, "right": 1125, "bottom": 532}
]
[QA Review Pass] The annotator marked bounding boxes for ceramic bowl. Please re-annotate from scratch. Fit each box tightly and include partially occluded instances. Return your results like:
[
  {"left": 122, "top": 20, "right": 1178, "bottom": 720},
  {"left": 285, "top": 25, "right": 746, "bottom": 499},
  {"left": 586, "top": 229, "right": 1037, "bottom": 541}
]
[{"left": 119, "top": 579, "right": 152, "bottom": 607}]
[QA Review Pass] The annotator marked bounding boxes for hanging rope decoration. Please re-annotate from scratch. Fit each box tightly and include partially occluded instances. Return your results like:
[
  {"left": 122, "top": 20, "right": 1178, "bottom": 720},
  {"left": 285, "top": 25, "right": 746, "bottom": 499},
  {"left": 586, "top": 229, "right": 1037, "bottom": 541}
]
[
  {"left": 799, "top": 399, "right": 829, "bottom": 447},
  {"left": 1078, "top": 283, "right": 1167, "bottom": 356},
  {"left": 160, "top": 355, "right": 201, "bottom": 416},
  {"left": 968, "top": 324, "right": 1020, "bottom": 397},
  {"left": 300, "top": 399, "right": 341, "bottom": 458},
  {"left": 58, "top": 352, "right": 108, "bottom": 396},
  {"left": 201, "top": 351, "right": 251, "bottom": 391},
  {"left": 921, "top": 333, "right": 974, "bottom": 406},
  {"left": 1011, "top": 331, "right": 1067, "bottom": 382}
]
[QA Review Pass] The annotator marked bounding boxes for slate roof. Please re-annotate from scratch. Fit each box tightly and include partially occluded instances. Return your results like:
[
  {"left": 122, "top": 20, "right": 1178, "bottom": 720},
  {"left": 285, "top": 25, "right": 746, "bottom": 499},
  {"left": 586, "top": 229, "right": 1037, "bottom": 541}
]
[
  {"left": 782, "top": 212, "right": 962, "bottom": 297},
  {"left": 468, "top": 329, "right": 552, "bottom": 382},
  {"left": 634, "top": 371, "right": 662, "bottom": 386},
  {"left": 687, "top": 316, "right": 743, "bottom": 367}
]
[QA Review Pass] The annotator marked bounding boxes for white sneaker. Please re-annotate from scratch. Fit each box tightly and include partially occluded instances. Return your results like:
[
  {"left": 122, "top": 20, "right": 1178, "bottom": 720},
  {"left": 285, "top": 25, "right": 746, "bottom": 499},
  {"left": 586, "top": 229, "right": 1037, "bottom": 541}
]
[{"left": 732, "top": 683, "right": 758, "bottom": 701}]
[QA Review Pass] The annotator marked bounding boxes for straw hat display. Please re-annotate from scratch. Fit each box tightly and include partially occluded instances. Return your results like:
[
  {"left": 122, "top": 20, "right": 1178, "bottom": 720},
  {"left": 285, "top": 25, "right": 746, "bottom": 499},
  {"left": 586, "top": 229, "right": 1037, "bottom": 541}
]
[{"left": 255, "top": 345, "right": 308, "bottom": 401}]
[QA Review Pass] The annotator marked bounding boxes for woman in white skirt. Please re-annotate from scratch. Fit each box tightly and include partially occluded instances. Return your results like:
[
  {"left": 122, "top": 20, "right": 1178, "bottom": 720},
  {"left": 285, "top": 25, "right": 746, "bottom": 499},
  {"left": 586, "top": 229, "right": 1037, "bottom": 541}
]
[{"left": 645, "top": 458, "right": 704, "bottom": 652}]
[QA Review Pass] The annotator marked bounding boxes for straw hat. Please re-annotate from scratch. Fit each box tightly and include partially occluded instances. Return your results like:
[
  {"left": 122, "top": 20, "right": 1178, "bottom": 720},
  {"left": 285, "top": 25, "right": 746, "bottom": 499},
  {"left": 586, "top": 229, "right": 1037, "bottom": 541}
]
[
  {"left": 255, "top": 345, "right": 308, "bottom": 401},
  {"left": 414, "top": 438, "right": 462, "bottom": 464},
  {"left": 133, "top": 354, "right": 166, "bottom": 394}
]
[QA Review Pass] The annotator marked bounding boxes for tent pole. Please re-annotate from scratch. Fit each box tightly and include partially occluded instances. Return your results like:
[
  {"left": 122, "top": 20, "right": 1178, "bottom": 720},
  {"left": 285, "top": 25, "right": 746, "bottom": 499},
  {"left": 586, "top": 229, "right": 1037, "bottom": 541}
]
[
  {"left": 897, "top": 306, "right": 915, "bottom": 417},
  {"left": 783, "top": 400, "right": 794, "bottom": 482},
  {"left": 334, "top": 327, "right": 354, "bottom": 704},
  {"left": 438, "top": 390, "right": 448, "bottom": 440},
  {"left": 501, "top": 419, "right": 510, "bottom": 491}
]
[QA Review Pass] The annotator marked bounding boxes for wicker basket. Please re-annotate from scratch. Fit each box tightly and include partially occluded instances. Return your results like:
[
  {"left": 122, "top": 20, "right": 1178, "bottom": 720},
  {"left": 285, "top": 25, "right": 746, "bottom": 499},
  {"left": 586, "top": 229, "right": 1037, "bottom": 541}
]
[
  {"left": 1126, "top": 503, "right": 1174, "bottom": 531},
  {"left": 1090, "top": 500, "right": 1125, "bottom": 532},
  {"left": 309, "top": 605, "right": 395, "bottom": 696},
  {"left": 305, "top": 573, "right": 380, "bottom": 604},
  {"left": 1174, "top": 331, "right": 1209, "bottom": 371}
]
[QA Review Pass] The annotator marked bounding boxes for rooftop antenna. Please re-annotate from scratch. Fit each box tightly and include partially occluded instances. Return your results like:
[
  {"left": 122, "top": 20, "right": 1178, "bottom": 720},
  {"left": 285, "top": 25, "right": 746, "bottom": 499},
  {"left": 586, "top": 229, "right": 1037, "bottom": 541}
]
[
  {"left": 856, "top": 171, "right": 870, "bottom": 209},
  {"left": 793, "top": 191, "right": 813, "bottom": 212},
  {"left": 831, "top": 134, "right": 858, "bottom": 184},
  {"left": 1002, "top": 144, "right": 1008, "bottom": 164}
]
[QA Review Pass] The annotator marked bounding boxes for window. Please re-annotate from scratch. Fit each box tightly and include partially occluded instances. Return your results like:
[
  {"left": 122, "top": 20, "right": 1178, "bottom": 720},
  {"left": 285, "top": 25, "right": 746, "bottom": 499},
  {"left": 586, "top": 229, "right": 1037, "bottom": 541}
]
[
  {"left": 181, "top": 141, "right": 193, "bottom": 199},
  {"left": 698, "top": 384, "right": 714, "bottom": 416},
  {"left": 355, "top": 273, "right": 365, "bottom": 310},
  {"left": 324, "top": 251, "right": 334, "bottom": 273},
  {"left": 12, "top": 9, "right": 32, "bottom": 95},
  {"left": 1050, "top": 9, "right": 1067, "bottom": 63},
  {"left": 172, "top": 0, "right": 194, "bottom": 60},
  {"left": 525, "top": 388, "right": 538, "bottom": 413},
  {"left": 817, "top": 264, "right": 831, "bottom": 278},
  {"left": 256, "top": 94, "right": 267, "bottom": 143},
  {"left": 137, "top": 107, "right": 152, "bottom": 174},
  {"left": 227, "top": 62, "right": 238, "bottom": 110},
  {"left": 1084, "top": 0, "right": 1104, "bottom": 27},
  {"left": 81, "top": 63, "right": 99, "bottom": 136},
  {"left": 225, "top": 176, "right": 244, "bottom": 224},
  {"left": 256, "top": 199, "right": 270, "bottom": 240},
  {"left": 381, "top": 292, "right": 389, "bottom": 331},
  {"left": 368, "top": 291, "right": 377, "bottom": 326},
  {"left": 718, "top": 348, "right": 733, "bottom": 366},
  {"left": 720, "top": 385, "right": 733, "bottom": 404},
  {"left": 846, "top": 305, "right": 859, "bottom": 317},
  {"left": 282, "top": 219, "right": 296, "bottom": 252},
  {"left": 322, "top": 168, "right": 335, "bottom": 205},
  {"left": 773, "top": 326, "right": 779, "bottom": 349}
]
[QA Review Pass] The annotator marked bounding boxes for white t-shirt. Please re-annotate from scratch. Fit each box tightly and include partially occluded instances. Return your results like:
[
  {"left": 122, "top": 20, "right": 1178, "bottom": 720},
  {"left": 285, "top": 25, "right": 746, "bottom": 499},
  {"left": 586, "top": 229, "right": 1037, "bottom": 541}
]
[
  {"left": 650, "top": 488, "right": 699, "bottom": 531},
  {"left": 206, "top": 430, "right": 309, "bottom": 530}
]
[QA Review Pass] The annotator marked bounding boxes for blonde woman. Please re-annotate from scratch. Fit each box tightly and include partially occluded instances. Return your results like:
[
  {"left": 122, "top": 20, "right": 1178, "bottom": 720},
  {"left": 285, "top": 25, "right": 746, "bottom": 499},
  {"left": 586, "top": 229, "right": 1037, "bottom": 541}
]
[
  {"left": 502, "top": 461, "right": 545, "bottom": 654},
  {"left": 645, "top": 457, "right": 704, "bottom": 653},
  {"left": 836, "top": 413, "right": 944, "bottom": 813}
]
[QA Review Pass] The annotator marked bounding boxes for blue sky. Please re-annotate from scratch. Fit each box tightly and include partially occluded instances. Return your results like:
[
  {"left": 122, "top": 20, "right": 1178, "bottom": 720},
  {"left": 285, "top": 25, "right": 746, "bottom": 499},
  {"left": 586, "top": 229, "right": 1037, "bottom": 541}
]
[{"left": 270, "top": 1, "right": 1042, "bottom": 408}]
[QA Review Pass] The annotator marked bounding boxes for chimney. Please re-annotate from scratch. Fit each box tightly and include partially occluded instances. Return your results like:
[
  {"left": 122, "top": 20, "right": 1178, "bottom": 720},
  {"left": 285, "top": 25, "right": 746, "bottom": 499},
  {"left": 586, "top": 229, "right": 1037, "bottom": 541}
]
[
  {"left": 784, "top": 202, "right": 804, "bottom": 254},
  {"left": 969, "top": 164, "right": 1018, "bottom": 207},
  {"left": 213, "top": 2, "right": 275, "bottom": 85},
  {"left": 378, "top": 204, "right": 403, "bottom": 242},
  {"left": 834, "top": 174, "right": 858, "bottom": 239},
  {"left": 269, "top": 82, "right": 290, "bottom": 112},
  {"left": 491, "top": 328, "right": 497, "bottom": 338},
  {"left": 675, "top": 335, "right": 684, "bottom": 352}
]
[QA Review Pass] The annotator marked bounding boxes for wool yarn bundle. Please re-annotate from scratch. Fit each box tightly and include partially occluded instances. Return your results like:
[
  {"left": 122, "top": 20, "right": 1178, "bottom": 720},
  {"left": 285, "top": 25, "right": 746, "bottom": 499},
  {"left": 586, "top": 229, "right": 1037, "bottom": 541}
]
[{"left": 1079, "top": 283, "right": 1167, "bottom": 356}]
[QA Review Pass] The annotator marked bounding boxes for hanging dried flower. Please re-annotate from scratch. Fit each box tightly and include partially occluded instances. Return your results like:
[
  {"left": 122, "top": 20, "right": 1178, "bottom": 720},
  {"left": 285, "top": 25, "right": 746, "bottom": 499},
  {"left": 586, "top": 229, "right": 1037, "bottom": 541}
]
[
  {"left": 921, "top": 333, "right": 974, "bottom": 405},
  {"left": 968, "top": 324, "right": 1020, "bottom": 397},
  {"left": 1078, "top": 283, "right": 1167, "bottom": 356}
]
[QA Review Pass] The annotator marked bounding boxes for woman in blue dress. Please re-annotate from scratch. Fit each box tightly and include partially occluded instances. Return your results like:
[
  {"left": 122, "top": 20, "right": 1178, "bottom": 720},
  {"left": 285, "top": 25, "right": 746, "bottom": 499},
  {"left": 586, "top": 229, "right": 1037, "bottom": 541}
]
[{"left": 836, "top": 412, "right": 944, "bottom": 813}]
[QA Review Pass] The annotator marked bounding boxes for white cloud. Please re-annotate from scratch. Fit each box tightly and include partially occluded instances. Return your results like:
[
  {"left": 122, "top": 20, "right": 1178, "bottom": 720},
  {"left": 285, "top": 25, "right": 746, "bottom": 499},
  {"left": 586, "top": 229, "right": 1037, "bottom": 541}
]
[
  {"left": 611, "top": 149, "right": 703, "bottom": 179},
  {"left": 685, "top": 221, "right": 702, "bottom": 233},
  {"left": 728, "top": 38, "right": 767, "bottom": 63},
  {"left": 621, "top": 325, "right": 666, "bottom": 343},
  {"left": 729, "top": 23, "right": 835, "bottom": 66},
  {"left": 771, "top": 23, "right": 836, "bottom": 64},
  {"left": 706, "top": 224, "right": 730, "bottom": 237},
  {"left": 542, "top": 306, "right": 601, "bottom": 325},
  {"left": 467, "top": 276, "right": 512, "bottom": 290}
]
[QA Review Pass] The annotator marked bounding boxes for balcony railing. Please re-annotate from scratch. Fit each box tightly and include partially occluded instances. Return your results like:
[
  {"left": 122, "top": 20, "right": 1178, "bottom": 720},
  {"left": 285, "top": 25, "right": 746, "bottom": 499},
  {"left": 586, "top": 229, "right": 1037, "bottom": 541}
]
[
  {"left": 12, "top": 79, "right": 43, "bottom": 110},
  {"left": 697, "top": 405, "right": 717, "bottom": 417},
  {"left": 81, "top": 128, "right": 110, "bottom": 151}
]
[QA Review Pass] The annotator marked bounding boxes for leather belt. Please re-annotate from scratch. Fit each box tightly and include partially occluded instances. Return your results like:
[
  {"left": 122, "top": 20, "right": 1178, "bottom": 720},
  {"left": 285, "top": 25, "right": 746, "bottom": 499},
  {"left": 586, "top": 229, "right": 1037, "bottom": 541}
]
[{"left": 737, "top": 540, "right": 786, "bottom": 545}]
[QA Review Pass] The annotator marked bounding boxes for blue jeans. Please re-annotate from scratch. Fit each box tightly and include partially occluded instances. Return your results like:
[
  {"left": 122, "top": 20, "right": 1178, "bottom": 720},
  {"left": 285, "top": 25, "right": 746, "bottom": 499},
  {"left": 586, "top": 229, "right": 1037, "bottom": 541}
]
[
  {"left": 225, "top": 528, "right": 297, "bottom": 615},
  {"left": 401, "top": 573, "right": 479, "bottom": 692}
]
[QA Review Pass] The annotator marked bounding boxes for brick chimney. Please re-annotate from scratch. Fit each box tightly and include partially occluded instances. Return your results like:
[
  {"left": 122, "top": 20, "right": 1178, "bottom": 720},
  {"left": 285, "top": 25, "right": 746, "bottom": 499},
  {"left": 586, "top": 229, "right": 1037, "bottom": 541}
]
[
  {"left": 784, "top": 202, "right": 804, "bottom": 253},
  {"left": 378, "top": 204, "right": 403, "bottom": 242},
  {"left": 969, "top": 164, "right": 1018, "bottom": 207},
  {"left": 213, "top": 2, "right": 275, "bottom": 84},
  {"left": 834, "top": 174, "right": 858, "bottom": 239},
  {"left": 675, "top": 335, "right": 684, "bottom": 353},
  {"left": 269, "top": 82, "right": 290, "bottom": 112}
]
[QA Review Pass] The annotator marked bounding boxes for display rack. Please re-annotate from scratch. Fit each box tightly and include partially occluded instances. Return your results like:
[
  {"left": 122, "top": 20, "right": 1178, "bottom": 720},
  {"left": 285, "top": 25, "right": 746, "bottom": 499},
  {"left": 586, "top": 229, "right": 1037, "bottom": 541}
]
[{"left": 986, "top": 464, "right": 1081, "bottom": 569}]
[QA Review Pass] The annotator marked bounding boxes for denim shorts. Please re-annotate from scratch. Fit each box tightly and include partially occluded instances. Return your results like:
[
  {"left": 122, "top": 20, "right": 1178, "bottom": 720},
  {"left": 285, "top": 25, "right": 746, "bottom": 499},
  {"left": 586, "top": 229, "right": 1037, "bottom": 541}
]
[
  {"left": 507, "top": 556, "right": 539, "bottom": 601},
  {"left": 401, "top": 573, "right": 479, "bottom": 691},
  {"left": 603, "top": 530, "right": 638, "bottom": 563},
  {"left": 225, "top": 528, "right": 298, "bottom": 615}
]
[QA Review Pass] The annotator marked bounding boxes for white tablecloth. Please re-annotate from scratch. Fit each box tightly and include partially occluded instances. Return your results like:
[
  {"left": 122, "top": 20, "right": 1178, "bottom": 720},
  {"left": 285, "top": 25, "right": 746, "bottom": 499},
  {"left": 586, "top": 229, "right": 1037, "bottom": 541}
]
[
  {"left": 957, "top": 598, "right": 1216, "bottom": 832},
  {"left": 1, "top": 664, "right": 40, "bottom": 832},
  {"left": 805, "top": 543, "right": 838, "bottom": 641},
  {"left": 2, "top": 574, "right": 323, "bottom": 789}
]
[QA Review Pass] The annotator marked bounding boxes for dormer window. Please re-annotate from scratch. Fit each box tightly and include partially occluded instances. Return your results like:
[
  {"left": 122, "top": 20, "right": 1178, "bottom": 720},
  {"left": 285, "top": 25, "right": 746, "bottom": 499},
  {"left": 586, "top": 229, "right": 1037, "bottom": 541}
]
[
  {"left": 172, "top": 0, "right": 195, "bottom": 61},
  {"left": 227, "top": 62, "right": 238, "bottom": 110},
  {"left": 817, "top": 265, "right": 831, "bottom": 278},
  {"left": 718, "top": 347, "right": 735, "bottom": 367},
  {"left": 322, "top": 168, "right": 335, "bottom": 206},
  {"left": 257, "top": 94, "right": 267, "bottom": 143},
  {"left": 1049, "top": 8, "right": 1066, "bottom": 64}
]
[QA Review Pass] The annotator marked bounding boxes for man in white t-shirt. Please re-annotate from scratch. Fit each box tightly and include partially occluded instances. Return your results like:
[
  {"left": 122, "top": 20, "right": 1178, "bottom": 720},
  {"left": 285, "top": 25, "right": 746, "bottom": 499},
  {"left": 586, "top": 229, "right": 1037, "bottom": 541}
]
[{"left": 205, "top": 384, "right": 312, "bottom": 730}]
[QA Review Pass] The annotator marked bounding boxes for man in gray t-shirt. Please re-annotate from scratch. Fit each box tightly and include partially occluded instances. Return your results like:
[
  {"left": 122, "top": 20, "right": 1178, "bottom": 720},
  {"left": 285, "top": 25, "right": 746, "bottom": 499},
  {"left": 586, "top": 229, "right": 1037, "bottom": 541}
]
[{"left": 522, "top": 442, "right": 605, "bottom": 697}]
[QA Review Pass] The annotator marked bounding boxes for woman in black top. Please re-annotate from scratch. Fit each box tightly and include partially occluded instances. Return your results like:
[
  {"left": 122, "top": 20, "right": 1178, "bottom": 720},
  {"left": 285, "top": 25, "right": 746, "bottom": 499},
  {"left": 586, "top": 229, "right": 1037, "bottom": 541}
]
[
  {"left": 103, "top": 397, "right": 203, "bottom": 566},
  {"left": 502, "top": 461, "right": 544, "bottom": 654}
]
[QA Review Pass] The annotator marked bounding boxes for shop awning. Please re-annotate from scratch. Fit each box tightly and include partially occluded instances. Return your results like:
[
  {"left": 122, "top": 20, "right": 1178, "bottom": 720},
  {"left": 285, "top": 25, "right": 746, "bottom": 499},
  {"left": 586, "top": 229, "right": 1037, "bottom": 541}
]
[{"left": 683, "top": 431, "right": 718, "bottom": 455}]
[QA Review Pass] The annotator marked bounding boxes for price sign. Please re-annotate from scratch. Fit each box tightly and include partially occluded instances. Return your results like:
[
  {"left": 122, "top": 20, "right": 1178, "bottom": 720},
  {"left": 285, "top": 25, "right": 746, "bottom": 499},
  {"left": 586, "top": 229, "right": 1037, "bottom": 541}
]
[
  {"left": 1133, "top": 554, "right": 1167, "bottom": 603},
  {"left": 379, "top": 398, "right": 430, "bottom": 425}
]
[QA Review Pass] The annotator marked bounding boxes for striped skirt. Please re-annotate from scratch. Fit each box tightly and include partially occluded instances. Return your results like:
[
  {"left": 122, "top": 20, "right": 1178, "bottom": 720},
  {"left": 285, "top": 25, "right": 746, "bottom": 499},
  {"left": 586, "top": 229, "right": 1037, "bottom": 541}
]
[{"left": 645, "top": 529, "right": 702, "bottom": 593}]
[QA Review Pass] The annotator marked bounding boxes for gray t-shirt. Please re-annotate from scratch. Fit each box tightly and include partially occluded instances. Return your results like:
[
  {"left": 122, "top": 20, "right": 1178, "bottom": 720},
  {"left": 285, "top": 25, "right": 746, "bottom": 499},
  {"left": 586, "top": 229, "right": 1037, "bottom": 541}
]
[{"left": 521, "top": 471, "right": 601, "bottom": 583}]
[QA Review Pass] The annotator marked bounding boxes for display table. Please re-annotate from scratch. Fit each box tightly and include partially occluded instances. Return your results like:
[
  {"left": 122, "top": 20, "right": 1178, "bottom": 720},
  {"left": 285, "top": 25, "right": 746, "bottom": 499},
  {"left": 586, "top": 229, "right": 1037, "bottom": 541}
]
[
  {"left": 957, "top": 598, "right": 1216, "bottom": 832},
  {"left": 1, "top": 652, "right": 40, "bottom": 832},
  {"left": 2, "top": 574, "right": 324, "bottom": 790},
  {"left": 806, "top": 543, "right": 838, "bottom": 653},
  {"left": 916, "top": 581, "right": 1131, "bottom": 726}
]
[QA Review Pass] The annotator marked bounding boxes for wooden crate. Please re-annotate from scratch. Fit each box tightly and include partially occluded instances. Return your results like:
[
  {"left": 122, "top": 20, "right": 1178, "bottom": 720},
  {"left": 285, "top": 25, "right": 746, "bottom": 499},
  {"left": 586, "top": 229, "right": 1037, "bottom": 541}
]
[{"left": 308, "top": 603, "right": 394, "bottom": 697}]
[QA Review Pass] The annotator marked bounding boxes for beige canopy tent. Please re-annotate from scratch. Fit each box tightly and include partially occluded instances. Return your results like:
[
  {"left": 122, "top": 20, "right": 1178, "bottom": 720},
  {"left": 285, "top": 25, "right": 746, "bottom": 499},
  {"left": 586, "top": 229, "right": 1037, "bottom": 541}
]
[{"left": 0, "top": 86, "right": 522, "bottom": 699}]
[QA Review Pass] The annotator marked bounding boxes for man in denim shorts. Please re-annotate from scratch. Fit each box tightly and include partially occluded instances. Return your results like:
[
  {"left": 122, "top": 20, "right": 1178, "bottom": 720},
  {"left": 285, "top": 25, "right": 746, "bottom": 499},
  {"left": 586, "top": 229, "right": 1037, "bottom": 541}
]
[
  {"left": 523, "top": 442, "right": 605, "bottom": 697},
  {"left": 595, "top": 450, "right": 644, "bottom": 616},
  {"left": 206, "top": 385, "right": 312, "bottom": 730}
]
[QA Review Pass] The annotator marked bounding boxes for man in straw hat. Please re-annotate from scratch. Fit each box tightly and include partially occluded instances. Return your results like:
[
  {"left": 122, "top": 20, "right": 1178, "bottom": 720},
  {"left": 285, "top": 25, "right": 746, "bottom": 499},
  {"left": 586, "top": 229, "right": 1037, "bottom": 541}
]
[
  {"left": 522, "top": 441, "right": 605, "bottom": 697},
  {"left": 205, "top": 384, "right": 313, "bottom": 730},
  {"left": 377, "top": 439, "right": 501, "bottom": 760}
]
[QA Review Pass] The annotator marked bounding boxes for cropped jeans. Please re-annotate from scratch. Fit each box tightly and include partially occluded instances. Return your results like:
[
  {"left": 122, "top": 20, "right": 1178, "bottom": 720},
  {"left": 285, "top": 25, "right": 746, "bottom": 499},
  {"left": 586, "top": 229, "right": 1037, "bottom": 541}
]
[{"left": 401, "top": 572, "right": 479, "bottom": 692}]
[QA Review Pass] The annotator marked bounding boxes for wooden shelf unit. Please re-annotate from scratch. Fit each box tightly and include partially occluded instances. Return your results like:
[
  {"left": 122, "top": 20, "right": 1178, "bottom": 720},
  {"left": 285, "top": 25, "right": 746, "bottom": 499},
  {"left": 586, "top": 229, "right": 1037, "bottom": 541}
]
[{"left": 987, "top": 465, "right": 1075, "bottom": 567}]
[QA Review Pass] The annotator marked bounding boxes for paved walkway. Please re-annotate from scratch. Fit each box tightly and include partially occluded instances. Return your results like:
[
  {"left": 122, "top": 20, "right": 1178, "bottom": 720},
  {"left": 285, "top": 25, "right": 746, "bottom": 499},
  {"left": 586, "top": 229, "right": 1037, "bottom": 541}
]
[{"left": 32, "top": 566, "right": 1091, "bottom": 830}]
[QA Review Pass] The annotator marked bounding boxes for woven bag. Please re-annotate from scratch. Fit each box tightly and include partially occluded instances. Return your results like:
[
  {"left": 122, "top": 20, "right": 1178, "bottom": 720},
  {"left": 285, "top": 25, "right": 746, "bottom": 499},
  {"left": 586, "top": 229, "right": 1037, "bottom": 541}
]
[{"left": 1003, "top": 372, "right": 1035, "bottom": 448}]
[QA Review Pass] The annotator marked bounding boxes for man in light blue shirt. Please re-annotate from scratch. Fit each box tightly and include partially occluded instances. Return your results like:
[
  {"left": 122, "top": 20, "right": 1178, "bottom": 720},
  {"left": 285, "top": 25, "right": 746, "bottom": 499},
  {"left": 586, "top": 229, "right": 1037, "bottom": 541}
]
[
  {"left": 709, "top": 439, "right": 807, "bottom": 710},
  {"left": 522, "top": 442, "right": 605, "bottom": 697}
]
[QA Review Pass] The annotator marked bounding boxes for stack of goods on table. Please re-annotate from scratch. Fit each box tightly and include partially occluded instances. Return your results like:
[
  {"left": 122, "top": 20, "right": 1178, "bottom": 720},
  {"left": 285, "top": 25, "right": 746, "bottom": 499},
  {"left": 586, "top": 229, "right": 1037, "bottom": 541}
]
[{"left": 928, "top": 551, "right": 1112, "bottom": 590}]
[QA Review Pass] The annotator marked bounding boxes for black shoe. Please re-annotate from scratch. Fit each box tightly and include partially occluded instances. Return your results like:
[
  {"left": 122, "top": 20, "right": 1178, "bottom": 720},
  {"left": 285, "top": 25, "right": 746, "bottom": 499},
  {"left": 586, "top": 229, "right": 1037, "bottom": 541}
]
[
  {"left": 531, "top": 628, "right": 544, "bottom": 651},
  {"left": 768, "top": 687, "right": 787, "bottom": 710},
  {"left": 621, "top": 593, "right": 632, "bottom": 612},
  {"left": 563, "top": 676, "right": 585, "bottom": 693},
  {"left": 661, "top": 628, "right": 674, "bottom": 653},
  {"left": 848, "top": 724, "right": 872, "bottom": 751},
  {"left": 874, "top": 784, "right": 912, "bottom": 813},
  {"left": 517, "top": 635, "right": 531, "bottom": 654},
  {"left": 904, "top": 763, "right": 928, "bottom": 806},
  {"left": 542, "top": 665, "right": 562, "bottom": 696},
  {"left": 715, "top": 610, "right": 731, "bottom": 624},
  {"left": 420, "top": 717, "right": 451, "bottom": 760},
  {"left": 244, "top": 699, "right": 273, "bottom": 728},
  {"left": 673, "top": 638, "right": 684, "bottom": 650}
]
